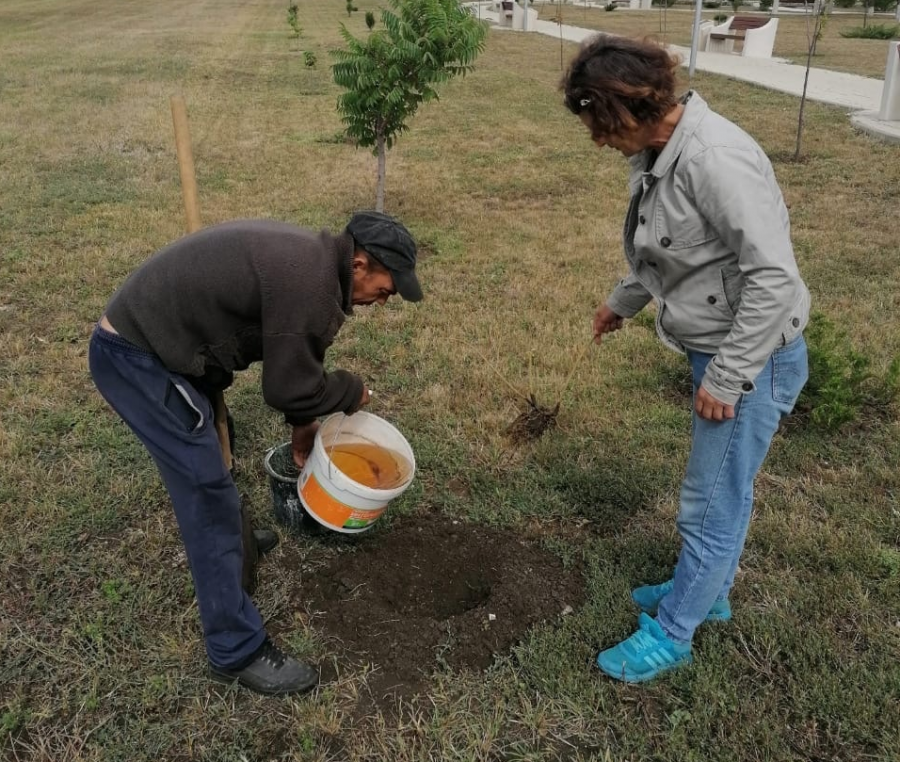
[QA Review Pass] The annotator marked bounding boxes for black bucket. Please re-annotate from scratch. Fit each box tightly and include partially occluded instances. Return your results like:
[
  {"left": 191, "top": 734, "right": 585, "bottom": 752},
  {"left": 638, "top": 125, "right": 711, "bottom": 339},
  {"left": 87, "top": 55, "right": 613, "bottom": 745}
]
[{"left": 263, "top": 441, "right": 321, "bottom": 535}]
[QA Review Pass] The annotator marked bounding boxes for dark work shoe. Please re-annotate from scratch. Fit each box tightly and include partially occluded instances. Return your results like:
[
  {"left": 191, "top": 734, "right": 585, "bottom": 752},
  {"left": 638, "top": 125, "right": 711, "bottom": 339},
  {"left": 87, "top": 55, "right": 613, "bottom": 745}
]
[
  {"left": 209, "top": 639, "right": 318, "bottom": 696},
  {"left": 253, "top": 529, "right": 279, "bottom": 556}
]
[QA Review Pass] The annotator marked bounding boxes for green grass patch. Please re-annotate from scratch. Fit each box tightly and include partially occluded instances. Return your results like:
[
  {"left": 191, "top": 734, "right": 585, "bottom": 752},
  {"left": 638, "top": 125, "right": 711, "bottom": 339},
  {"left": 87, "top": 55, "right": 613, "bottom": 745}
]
[{"left": 839, "top": 23, "right": 900, "bottom": 39}]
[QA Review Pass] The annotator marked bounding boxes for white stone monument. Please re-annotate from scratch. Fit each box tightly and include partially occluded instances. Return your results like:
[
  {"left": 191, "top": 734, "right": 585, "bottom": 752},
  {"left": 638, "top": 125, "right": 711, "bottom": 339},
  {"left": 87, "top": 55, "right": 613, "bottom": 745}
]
[
  {"left": 850, "top": 41, "right": 900, "bottom": 144},
  {"left": 879, "top": 41, "right": 900, "bottom": 122}
]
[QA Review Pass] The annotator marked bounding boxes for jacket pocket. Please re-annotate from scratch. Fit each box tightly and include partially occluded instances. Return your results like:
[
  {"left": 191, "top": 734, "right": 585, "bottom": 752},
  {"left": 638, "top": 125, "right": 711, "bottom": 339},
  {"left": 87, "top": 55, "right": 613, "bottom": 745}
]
[
  {"left": 654, "top": 202, "right": 717, "bottom": 250},
  {"left": 720, "top": 263, "right": 744, "bottom": 315}
]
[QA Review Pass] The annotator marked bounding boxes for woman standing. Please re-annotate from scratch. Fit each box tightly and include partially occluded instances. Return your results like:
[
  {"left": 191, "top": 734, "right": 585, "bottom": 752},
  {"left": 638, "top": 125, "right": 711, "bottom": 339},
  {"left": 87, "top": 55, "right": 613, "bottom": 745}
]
[{"left": 562, "top": 35, "right": 810, "bottom": 683}]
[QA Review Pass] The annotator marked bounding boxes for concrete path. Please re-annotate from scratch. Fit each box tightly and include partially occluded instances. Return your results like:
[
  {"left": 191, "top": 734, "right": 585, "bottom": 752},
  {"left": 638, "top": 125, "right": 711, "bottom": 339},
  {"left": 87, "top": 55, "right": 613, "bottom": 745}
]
[{"left": 472, "top": 5, "right": 885, "bottom": 111}]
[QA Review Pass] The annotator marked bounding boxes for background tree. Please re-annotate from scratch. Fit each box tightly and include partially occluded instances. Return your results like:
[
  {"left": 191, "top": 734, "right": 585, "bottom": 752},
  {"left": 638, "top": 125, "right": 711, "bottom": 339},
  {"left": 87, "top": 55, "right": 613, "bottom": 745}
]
[
  {"left": 332, "top": 0, "right": 487, "bottom": 212},
  {"left": 365, "top": 10, "right": 376, "bottom": 30}
]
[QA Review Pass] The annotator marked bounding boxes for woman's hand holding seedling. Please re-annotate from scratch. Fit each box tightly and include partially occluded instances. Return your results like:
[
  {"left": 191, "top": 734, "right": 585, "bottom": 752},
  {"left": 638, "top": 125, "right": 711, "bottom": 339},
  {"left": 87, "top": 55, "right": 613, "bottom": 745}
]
[{"left": 593, "top": 303, "right": 624, "bottom": 343}]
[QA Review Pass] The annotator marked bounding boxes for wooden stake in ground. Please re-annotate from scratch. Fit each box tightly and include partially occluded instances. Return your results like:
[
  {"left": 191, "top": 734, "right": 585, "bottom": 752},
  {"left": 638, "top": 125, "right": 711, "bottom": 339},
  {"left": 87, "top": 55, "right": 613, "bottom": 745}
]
[
  {"left": 170, "top": 95, "right": 259, "bottom": 592},
  {"left": 169, "top": 95, "right": 233, "bottom": 472}
]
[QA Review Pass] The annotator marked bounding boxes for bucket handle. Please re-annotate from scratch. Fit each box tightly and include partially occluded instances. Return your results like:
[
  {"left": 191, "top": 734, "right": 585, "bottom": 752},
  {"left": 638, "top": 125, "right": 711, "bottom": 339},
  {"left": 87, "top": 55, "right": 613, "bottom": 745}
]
[{"left": 326, "top": 414, "right": 349, "bottom": 481}]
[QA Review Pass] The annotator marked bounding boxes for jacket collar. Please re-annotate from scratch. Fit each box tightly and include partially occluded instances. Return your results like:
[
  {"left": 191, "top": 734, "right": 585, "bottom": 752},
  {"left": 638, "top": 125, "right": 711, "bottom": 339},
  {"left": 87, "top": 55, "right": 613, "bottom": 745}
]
[{"left": 629, "top": 90, "right": 708, "bottom": 181}]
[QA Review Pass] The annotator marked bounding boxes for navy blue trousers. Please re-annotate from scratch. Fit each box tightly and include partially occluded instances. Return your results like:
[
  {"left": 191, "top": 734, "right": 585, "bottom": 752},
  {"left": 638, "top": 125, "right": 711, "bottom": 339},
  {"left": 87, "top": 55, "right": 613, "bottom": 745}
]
[{"left": 88, "top": 325, "right": 265, "bottom": 668}]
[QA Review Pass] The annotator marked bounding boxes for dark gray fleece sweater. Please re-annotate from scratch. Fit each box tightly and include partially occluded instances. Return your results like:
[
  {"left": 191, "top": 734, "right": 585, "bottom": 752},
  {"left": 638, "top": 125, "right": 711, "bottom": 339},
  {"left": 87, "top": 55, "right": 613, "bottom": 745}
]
[{"left": 105, "top": 219, "right": 363, "bottom": 425}]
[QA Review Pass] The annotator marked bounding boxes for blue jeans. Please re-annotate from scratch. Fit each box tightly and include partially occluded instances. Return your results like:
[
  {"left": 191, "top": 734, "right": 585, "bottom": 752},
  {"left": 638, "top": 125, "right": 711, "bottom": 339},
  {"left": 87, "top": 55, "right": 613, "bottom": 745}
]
[
  {"left": 656, "top": 336, "right": 808, "bottom": 644},
  {"left": 88, "top": 325, "right": 266, "bottom": 668}
]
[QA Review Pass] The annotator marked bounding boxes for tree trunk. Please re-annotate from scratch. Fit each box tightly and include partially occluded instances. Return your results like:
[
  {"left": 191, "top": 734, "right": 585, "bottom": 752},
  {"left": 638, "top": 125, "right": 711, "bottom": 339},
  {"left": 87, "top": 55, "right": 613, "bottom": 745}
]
[
  {"left": 375, "top": 130, "right": 386, "bottom": 213},
  {"left": 794, "top": 23, "right": 815, "bottom": 161},
  {"left": 810, "top": 4, "right": 820, "bottom": 56}
]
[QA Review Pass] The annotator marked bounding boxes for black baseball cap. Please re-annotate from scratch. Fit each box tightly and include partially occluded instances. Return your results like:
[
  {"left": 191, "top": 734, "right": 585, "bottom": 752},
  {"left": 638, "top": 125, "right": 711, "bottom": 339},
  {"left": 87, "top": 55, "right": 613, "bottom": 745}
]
[{"left": 346, "top": 211, "right": 423, "bottom": 302}]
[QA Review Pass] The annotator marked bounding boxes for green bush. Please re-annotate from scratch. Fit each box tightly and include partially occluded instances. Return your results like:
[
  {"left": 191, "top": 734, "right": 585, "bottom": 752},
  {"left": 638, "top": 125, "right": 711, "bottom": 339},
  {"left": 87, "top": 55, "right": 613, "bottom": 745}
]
[
  {"left": 286, "top": 2, "right": 301, "bottom": 37},
  {"left": 872, "top": 0, "right": 898, "bottom": 11},
  {"left": 652, "top": 0, "right": 677, "bottom": 7},
  {"left": 703, "top": 0, "right": 722, "bottom": 7},
  {"left": 839, "top": 23, "right": 900, "bottom": 39},
  {"left": 833, "top": 0, "right": 856, "bottom": 7},
  {"left": 758, "top": 0, "right": 773, "bottom": 10},
  {"left": 794, "top": 313, "right": 900, "bottom": 432},
  {"left": 714, "top": 12, "right": 729, "bottom": 21},
  {"left": 303, "top": 50, "right": 317, "bottom": 68},
  {"left": 604, "top": 2, "right": 617, "bottom": 10}
]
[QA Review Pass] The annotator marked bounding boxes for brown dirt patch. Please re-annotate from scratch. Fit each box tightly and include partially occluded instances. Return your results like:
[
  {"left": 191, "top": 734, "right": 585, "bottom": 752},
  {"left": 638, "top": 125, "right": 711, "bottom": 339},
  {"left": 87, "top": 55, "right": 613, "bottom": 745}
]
[
  {"left": 279, "top": 515, "right": 584, "bottom": 707},
  {"left": 505, "top": 394, "right": 560, "bottom": 444}
]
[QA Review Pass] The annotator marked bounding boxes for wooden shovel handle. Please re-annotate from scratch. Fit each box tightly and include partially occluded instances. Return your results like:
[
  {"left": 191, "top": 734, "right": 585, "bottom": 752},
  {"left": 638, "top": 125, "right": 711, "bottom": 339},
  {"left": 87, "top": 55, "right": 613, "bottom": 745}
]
[{"left": 170, "top": 96, "right": 202, "bottom": 234}]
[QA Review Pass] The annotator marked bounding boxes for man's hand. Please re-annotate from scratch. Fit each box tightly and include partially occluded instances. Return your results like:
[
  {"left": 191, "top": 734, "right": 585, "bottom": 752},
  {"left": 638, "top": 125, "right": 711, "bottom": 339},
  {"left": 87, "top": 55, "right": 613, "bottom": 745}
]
[
  {"left": 291, "top": 421, "right": 320, "bottom": 468},
  {"left": 593, "top": 304, "right": 624, "bottom": 344},
  {"left": 695, "top": 386, "right": 735, "bottom": 422}
]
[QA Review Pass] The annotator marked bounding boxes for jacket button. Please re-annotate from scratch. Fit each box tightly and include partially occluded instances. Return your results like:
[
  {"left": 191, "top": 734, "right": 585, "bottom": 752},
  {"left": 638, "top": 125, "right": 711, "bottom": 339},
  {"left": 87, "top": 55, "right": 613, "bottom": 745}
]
[
  {"left": 792, "top": 317, "right": 800, "bottom": 328},
  {"left": 660, "top": 237, "right": 671, "bottom": 248},
  {"left": 707, "top": 295, "right": 717, "bottom": 304},
  {"left": 742, "top": 382, "right": 753, "bottom": 392},
  {"left": 639, "top": 215, "right": 646, "bottom": 225}
]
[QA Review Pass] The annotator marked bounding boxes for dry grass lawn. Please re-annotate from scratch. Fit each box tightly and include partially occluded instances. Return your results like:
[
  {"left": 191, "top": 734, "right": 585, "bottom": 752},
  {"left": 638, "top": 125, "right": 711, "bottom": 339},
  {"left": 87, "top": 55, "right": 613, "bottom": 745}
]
[{"left": 1, "top": 1, "right": 899, "bottom": 760}]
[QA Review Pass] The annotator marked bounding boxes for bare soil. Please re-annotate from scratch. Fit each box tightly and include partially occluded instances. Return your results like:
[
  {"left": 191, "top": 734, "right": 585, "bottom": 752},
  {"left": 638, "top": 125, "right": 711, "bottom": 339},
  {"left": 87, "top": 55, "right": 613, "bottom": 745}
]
[{"left": 278, "top": 515, "right": 585, "bottom": 708}]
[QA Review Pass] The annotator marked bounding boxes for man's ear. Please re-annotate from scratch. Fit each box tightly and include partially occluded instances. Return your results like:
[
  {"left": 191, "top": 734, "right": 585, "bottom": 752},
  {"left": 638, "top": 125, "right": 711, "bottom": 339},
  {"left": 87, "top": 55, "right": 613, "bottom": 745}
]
[{"left": 352, "top": 249, "right": 369, "bottom": 274}]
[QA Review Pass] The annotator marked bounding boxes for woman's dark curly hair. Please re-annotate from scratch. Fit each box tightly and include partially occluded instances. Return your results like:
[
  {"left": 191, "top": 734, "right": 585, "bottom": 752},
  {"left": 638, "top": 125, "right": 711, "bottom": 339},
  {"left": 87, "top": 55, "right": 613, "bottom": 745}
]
[{"left": 561, "top": 34, "right": 681, "bottom": 139}]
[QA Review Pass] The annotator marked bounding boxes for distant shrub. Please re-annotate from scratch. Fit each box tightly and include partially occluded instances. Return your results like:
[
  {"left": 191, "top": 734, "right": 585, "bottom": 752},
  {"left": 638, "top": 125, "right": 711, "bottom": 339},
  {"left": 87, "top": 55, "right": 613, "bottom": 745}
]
[
  {"left": 714, "top": 12, "right": 729, "bottom": 21},
  {"left": 652, "top": 0, "right": 677, "bottom": 6},
  {"left": 605, "top": 2, "right": 617, "bottom": 9},
  {"left": 286, "top": 2, "right": 301, "bottom": 37},
  {"left": 303, "top": 50, "right": 317, "bottom": 68},
  {"left": 759, "top": 0, "right": 773, "bottom": 9},
  {"left": 832, "top": 0, "right": 856, "bottom": 6},
  {"left": 793, "top": 313, "right": 900, "bottom": 432},
  {"left": 703, "top": 1, "right": 722, "bottom": 7},
  {"left": 839, "top": 23, "right": 900, "bottom": 39},
  {"left": 365, "top": 10, "right": 376, "bottom": 29}
]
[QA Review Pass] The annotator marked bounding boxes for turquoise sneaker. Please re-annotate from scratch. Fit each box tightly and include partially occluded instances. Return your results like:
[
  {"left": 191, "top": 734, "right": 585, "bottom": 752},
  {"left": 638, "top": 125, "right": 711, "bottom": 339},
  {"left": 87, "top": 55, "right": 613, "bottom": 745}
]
[
  {"left": 631, "top": 579, "right": 732, "bottom": 622},
  {"left": 596, "top": 613, "right": 692, "bottom": 683}
]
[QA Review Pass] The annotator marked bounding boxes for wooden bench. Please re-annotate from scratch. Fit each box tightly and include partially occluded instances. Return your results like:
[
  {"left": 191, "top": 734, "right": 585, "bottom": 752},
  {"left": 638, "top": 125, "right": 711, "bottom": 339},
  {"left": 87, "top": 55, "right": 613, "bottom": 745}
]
[
  {"left": 709, "top": 16, "right": 769, "bottom": 42},
  {"left": 706, "top": 15, "right": 779, "bottom": 58}
]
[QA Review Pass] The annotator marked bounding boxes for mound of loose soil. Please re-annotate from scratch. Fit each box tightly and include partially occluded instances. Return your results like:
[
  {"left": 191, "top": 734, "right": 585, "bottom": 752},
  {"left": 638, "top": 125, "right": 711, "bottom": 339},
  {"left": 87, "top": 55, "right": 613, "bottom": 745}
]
[{"left": 279, "top": 515, "right": 584, "bottom": 704}]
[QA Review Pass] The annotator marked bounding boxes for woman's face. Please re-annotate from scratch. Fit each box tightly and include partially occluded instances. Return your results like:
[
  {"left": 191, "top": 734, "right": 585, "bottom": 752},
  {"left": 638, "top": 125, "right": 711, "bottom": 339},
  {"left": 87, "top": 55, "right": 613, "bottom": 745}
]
[{"left": 579, "top": 112, "right": 652, "bottom": 158}]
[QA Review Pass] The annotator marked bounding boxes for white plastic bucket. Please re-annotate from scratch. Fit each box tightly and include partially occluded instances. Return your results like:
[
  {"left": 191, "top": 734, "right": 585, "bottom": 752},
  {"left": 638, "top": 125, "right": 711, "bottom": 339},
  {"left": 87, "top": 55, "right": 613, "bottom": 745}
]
[{"left": 298, "top": 412, "right": 416, "bottom": 533}]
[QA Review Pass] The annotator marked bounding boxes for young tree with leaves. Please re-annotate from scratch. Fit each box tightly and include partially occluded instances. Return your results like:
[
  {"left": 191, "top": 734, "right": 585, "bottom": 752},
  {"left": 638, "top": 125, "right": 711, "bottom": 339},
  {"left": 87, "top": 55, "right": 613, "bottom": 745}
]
[{"left": 332, "top": 0, "right": 487, "bottom": 212}]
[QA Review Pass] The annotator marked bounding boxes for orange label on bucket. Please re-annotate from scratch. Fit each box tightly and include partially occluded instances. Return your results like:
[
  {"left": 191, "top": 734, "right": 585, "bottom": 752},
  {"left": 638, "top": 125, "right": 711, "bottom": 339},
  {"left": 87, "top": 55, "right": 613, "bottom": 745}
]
[{"left": 300, "top": 474, "right": 388, "bottom": 529}]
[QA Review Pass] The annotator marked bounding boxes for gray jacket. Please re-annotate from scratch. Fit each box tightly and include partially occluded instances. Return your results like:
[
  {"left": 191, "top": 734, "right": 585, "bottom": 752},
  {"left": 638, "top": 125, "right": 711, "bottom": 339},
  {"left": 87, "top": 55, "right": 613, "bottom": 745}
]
[{"left": 606, "top": 91, "right": 810, "bottom": 406}]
